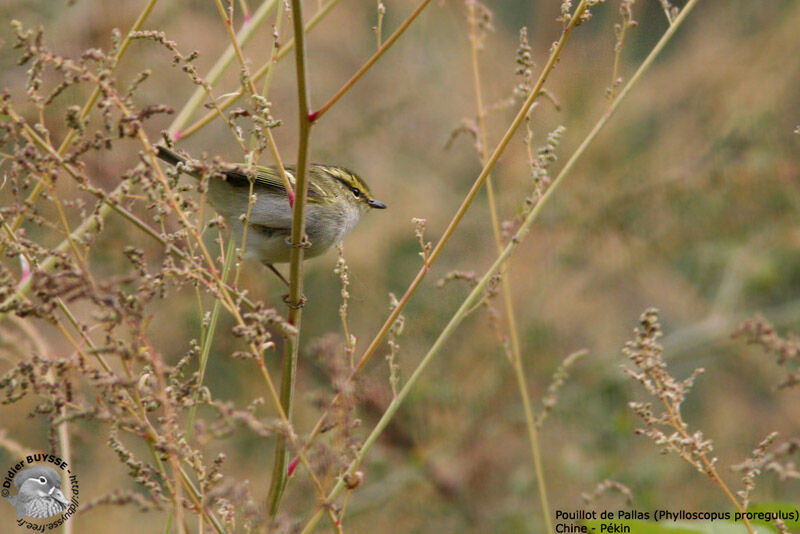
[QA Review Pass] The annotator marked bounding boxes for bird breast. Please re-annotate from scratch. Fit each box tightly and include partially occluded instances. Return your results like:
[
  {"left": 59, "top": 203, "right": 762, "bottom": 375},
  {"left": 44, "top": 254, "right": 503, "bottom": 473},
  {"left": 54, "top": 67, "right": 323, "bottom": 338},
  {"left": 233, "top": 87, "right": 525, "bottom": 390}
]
[{"left": 26, "top": 495, "right": 67, "bottom": 518}]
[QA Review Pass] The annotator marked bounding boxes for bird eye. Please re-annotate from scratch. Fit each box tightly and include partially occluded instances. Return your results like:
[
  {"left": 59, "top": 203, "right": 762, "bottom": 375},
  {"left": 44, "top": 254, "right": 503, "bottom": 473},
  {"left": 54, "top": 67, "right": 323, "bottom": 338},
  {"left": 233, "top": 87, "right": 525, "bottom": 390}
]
[
  {"left": 350, "top": 187, "right": 361, "bottom": 198},
  {"left": 38, "top": 477, "right": 47, "bottom": 484}
]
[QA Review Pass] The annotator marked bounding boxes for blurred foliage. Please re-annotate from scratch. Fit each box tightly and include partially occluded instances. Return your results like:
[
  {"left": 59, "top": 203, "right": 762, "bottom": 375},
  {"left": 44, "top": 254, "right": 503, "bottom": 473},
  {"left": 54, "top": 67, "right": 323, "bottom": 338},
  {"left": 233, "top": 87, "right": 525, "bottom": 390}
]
[{"left": 0, "top": 0, "right": 799, "bottom": 532}]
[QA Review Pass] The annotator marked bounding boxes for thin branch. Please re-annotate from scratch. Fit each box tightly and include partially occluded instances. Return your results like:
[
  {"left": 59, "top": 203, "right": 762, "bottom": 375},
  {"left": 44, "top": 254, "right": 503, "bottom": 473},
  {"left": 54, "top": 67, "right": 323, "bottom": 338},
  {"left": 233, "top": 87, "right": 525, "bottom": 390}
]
[
  {"left": 301, "top": 0, "right": 702, "bottom": 529},
  {"left": 309, "top": 0, "right": 432, "bottom": 122},
  {"left": 179, "top": 0, "right": 341, "bottom": 139},
  {"left": 266, "top": 0, "right": 313, "bottom": 517},
  {"left": 168, "top": 0, "right": 279, "bottom": 136},
  {"left": 0, "top": 0, "right": 158, "bottom": 257},
  {"left": 299, "top": 0, "right": 590, "bottom": 462},
  {"left": 466, "top": 2, "right": 553, "bottom": 532}
]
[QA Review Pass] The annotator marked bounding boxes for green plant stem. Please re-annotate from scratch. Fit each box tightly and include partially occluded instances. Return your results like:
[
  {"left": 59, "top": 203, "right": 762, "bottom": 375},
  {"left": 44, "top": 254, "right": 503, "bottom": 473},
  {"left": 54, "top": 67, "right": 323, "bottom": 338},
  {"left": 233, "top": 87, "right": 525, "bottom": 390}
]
[
  {"left": 309, "top": 0, "right": 432, "bottom": 122},
  {"left": 169, "top": 0, "right": 277, "bottom": 136},
  {"left": 4, "top": 237, "right": 226, "bottom": 533},
  {"left": 3, "top": 71, "right": 287, "bottom": 432},
  {"left": 465, "top": 3, "right": 553, "bottom": 532},
  {"left": 0, "top": 0, "right": 158, "bottom": 258},
  {"left": 258, "top": 0, "right": 285, "bottom": 103},
  {"left": 211, "top": 0, "right": 293, "bottom": 199},
  {"left": 266, "top": 0, "right": 312, "bottom": 517},
  {"left": 0, "top": 0, "right": 321, "bottom": 304},
  {"left": 101, "top": 197, "right": 256, "bottom": 309},
  {"left": 301, "top": 1, "right": 702, "bottom": 529},
  {"left": 0, "top": 0, "right": 312, "bottom": 341},
  {"left": 299, "top": 0, "right": 589, "bottom": 461},
  {"left": 0, "top": 118, "right": 255, "bottom": 320},
  {"left": 186, "top": 238, "right": 236, "bottom": 437},
  {"left": 179, "top": 0, "right": 341, "bottom": 139},
  {"left": 237, "top": 0, "right": 287, "bottom": 288},
  {"left": 0, "top": 196, "right": 115, "bottom": 320}
]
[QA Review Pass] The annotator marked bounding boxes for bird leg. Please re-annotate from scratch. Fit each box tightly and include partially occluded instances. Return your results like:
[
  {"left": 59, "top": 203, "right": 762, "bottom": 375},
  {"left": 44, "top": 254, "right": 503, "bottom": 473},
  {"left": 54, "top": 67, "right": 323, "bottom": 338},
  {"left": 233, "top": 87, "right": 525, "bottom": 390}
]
[{"left": 265, "top": 263, "right": 290, "bottom": 287}]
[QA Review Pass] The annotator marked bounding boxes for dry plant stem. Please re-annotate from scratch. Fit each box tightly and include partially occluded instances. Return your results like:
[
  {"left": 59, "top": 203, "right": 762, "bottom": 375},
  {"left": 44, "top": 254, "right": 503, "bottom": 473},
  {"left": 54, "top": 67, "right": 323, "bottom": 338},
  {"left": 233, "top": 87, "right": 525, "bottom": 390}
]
[
  {"left": 0, "top": 115, "right": 240, "bottom": 360},
  {"left": 139, "top": 147, "right": 298, "bottom": 500},
  {"left": 5, "top": 108, "right": 286, "bottom": 460},
  {"left": 606, "top": 3, "right": 630, "bottom": 108},
  {"left": 180, "top": 0, "right": 341, "bottom": 139},
  {"left": 661, "top": 396, "right": 755, "bottom": 533},
  {"left": 1, "top": 111, "right": 239, "bottom": 320},
  {"left": 62, "top": 47, "right": 290, "bottom": 443},
  {"left": 59, "top": 421, "right": 72, "bottom": 534},
  {"left": 0, "top": 0, "right": 158, "bottom": 258},
  {"left": 19, "top": 327, "right": 73, "bottom": 534},
  {"left": 138, "top": 344, "right": 187, "bottom": 533},
  {"left": 75, "top": 299, "right": 226, "bottom": 527},
  {"left": 309, "top": 0, "right": 432, "bottom": 122},
  {"left": 302, "top": 1, "right": 703, "bottom": 530},
  {"left": 145, "top": 148, "right": 291, "bottom": 423},
  {"left": 55, "top": 412, "right": 71, "bottom": 533},
  {"left": 233, "top": 181, "right": 258, "bottom": 287},
  {"left": 0, "top": 0, "right": 308, "bottom": 318},
  {"left": 257, "top": 0, "right": 285, "bottom": 101},
  {"left": 300, "top": 0, "right": 591, "bottom": 460},
  {"left": 3, "top": 245, "right": 226, "bottom": 531},
  {"left": 266, "top": 0, "right": 312, "bottom": 517},
  {"left": 1, "top": 19, "right": 287, "bottom": 534},
  {"left": 466, "top": 4, "right": 552, "bottom": 532},
  {"left": 211, "top": 0, "right": 293, "bottom": 198},
  {"left": 100, "top": 198, "right": 256, "bottom": 310},
  {"left": 237, "top": 1, "right": 287, "bottom": 287},
  {"left": 0, "top": 195, "right": 116, "bottom": 320},
  {"left": 3, "top": 227, "right": 111, "bottom": 376},
  {"left": 169, "top": 0, "right": 278, "bottom": 134},
  {"left": 243, "top": 0, "right": 286, "bottom": 174},
  {"left": 0, "top": 0, "right": 282, "bottom": 302},
  {"left": 50, "top": 181, "right": 85, "bottom": 266},
  {"left": 1, "top": 1, "right": 249, "bottom": 317},
  {"left": 128, "top": 350, "right": 227, "bottom": 532}
]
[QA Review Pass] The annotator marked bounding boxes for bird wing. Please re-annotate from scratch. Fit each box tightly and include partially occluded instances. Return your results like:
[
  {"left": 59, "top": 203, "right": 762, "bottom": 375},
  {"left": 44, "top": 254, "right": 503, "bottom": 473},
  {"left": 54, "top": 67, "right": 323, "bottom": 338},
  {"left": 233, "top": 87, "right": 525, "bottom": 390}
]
[
  {"left": 221, "top": 165, "right": 327, "bottom": 202},
  {"left": 155, "top": 147, "right": 328, "bottom": 201}
]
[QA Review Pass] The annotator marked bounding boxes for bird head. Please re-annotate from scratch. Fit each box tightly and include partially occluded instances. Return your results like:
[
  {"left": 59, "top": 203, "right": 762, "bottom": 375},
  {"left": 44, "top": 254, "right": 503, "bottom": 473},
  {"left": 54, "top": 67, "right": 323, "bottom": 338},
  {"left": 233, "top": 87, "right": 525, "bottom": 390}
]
[{"left": 8, "top": 465, "right": 70, "bottom": 518}]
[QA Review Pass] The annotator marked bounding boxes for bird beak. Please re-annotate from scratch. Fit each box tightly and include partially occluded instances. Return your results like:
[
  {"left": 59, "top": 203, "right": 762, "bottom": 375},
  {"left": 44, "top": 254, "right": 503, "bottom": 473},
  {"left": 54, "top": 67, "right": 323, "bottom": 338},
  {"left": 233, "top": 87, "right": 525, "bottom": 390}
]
[
  {"left": 368, "top": 199, "right": 387, "bottom": 209},
  {"left": 49, "top": 486, "right": 70, "bottom": 508}
]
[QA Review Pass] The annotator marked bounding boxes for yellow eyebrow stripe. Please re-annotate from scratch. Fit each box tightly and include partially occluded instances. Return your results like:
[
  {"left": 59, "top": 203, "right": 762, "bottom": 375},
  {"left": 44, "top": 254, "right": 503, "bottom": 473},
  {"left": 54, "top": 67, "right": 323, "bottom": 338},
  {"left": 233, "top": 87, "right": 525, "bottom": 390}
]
[{"left": 325, "top": 168, "right": 351, "bottom": 183}]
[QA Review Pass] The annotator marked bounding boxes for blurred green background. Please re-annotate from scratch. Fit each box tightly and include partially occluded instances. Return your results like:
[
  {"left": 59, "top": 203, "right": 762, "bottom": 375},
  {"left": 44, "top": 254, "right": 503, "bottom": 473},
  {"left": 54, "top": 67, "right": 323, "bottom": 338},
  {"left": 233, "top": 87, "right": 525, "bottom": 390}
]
[{"left": 1, "top": 0, "right": 799, "bottom": 532}]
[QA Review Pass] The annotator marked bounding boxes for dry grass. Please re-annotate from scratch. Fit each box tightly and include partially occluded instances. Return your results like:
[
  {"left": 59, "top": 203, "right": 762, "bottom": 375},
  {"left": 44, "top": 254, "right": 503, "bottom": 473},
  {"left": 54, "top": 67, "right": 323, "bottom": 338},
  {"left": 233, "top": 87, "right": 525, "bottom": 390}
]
[{"left": 0, "top": 1, "right": 798, "bottom": 532}]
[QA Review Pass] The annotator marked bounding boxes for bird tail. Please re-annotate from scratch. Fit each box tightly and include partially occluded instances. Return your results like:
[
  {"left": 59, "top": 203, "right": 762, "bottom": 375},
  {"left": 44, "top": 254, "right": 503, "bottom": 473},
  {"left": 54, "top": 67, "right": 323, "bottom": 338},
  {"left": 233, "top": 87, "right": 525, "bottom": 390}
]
[{"left": 155, "top": 146, "right": 187, "bottom": 167}]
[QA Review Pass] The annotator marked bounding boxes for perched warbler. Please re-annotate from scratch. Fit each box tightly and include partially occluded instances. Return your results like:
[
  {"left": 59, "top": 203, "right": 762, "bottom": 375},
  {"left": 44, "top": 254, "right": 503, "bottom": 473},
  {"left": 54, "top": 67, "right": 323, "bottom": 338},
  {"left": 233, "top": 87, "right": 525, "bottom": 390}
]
[{"left": 155, "top": 146, "right": 386, "bottom": 267}]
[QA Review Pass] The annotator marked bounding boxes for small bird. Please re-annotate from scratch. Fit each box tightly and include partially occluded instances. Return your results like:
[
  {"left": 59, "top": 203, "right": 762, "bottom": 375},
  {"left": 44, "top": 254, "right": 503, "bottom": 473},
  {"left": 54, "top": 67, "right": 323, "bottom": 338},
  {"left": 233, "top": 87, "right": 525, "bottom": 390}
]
[
  {"left": 154, "top": 147, "right": 386, "bottom": 272},
  {"left": 6, "top": 465, "right": 70, "bottom": 519}
]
